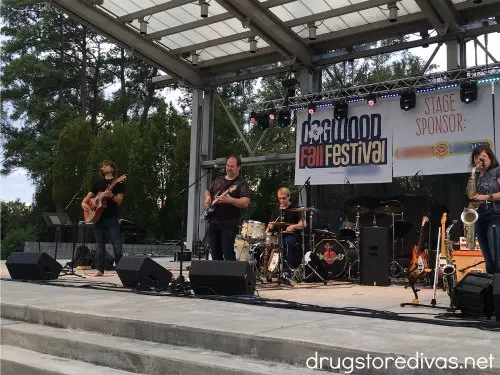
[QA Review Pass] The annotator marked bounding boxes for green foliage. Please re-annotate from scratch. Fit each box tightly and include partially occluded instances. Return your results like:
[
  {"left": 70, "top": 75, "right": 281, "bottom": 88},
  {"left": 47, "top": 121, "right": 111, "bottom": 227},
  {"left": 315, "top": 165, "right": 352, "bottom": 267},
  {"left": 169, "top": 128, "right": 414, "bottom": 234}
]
[{"left": 1, "top": 200, "right": 37, "bottom": 259}]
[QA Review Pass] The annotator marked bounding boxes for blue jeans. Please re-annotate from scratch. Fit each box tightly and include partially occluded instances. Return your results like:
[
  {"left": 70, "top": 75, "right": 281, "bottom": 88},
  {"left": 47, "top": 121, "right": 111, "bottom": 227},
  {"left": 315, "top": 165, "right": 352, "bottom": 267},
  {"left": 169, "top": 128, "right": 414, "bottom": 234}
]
[
  {"left": 475, "top": 215, "right": 500, "bottom": 274},
  {"left": 208, "top": 222, "right": 238, "bottom": 261},
  {"left": 93, "top": 217, "right": 122, "bottom": 273},
  {"left": 282, "top": 233, "right": 299, "bottom": 268}
]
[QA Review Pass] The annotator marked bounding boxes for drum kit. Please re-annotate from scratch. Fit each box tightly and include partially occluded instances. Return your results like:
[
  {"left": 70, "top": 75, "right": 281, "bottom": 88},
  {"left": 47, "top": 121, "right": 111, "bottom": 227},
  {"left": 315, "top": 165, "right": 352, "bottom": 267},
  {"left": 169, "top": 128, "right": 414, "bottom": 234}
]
[{"left": 234, "top": 199, "right": 409, "bottom": 285}]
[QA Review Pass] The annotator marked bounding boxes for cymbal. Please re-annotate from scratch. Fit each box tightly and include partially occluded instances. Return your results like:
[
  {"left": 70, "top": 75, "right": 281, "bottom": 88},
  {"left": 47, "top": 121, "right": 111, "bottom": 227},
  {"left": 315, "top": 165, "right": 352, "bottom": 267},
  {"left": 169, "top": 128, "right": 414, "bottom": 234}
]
[
  {"left": 313, "top": 229, "right": 335, "bottom": 235},
  {"left": 346, "top": 205, "right": 371, "bottom": 215},
  {"left": 269, "top": 221, "right": 294, "bottom": 229},
  {"left": 287, "top": 206, "right": 321, "bottom": 213},
  {"left": 373, "top": 205, "right": 402, "bottom": 215}
]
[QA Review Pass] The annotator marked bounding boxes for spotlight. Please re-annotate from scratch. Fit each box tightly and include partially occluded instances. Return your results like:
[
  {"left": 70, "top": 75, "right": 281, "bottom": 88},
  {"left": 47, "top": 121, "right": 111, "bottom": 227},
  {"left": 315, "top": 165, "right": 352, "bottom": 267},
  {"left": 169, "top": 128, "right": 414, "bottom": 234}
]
[
  {"left": 256, "top": 112, "right": 269, "bottom": 130},
  {"left": 460, "top": 82, "right": 478, "bottom": 104},
  {"left": 191, "top": 52, "right": 199, "bottom": 66},
  {"left": 277, "top": 109, "right": 292, "bottom": 127},
  {"left": 307, "top": 103, "right": 316, "bottom": 115},
  {"left": 199, "top": 0, "right": 209, "bottom": 18},
  {"left": 400, "top": 91, "right": 416, "bottom": 111},
  {"left": 139, "top": 18, "right": 148, "bottom": 34},
  {"left": 268, "top": 109, "right": 277, "bottom": 121},
  {"left": 249, "top": 111, "right": 257, "bottom": 124},
  {"left": 308, "top": 22, "right": 317, "bottom": 40},
  {"left": 249, "top": 37, "right": 257, "bottom": 53},
  {"left": 366, "top": 94, "right": 377, "bottom": 107},
  {"left": 388, "top": 2, "right": 398, "bottom": 23},
  {"left": 334, "top": 101, "right": 348, "bottom": 120},
  {"left": 420, "top": 30, "right": 429, "bottom": 48}
]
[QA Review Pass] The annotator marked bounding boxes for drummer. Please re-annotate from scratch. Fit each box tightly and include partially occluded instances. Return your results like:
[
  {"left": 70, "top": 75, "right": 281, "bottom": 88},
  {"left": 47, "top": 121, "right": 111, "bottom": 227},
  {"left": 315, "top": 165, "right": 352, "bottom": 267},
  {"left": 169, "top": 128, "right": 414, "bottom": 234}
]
[{"left": 266, "top": 187, "right": 307, "bottom": 269}]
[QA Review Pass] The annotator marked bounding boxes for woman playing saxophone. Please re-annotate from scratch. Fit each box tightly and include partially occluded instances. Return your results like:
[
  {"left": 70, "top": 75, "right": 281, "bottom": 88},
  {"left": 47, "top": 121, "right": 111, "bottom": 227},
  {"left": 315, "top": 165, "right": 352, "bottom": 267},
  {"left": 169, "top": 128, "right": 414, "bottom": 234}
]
[{"left": 469, "top": 145, "right": 500, "bottom": 274}]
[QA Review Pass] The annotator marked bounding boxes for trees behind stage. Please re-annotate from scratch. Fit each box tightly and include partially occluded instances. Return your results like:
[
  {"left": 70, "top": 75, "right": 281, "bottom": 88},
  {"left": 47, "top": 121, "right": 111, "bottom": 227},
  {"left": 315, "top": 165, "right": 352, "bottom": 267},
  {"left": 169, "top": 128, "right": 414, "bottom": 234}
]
[{"left": 0, "top": 0, "right": 436, "bottom": 257}]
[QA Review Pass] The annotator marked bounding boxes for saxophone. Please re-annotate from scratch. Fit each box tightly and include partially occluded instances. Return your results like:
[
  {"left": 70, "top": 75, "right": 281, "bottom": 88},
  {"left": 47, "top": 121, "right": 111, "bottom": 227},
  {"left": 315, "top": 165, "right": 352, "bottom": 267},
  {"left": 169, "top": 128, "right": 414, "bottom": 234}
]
[
  {"left": 442, "top": 219, "right": 458, "bottom": 307},
  {"left": 461, "top": 166, "right": 479, "bottom": 249}
]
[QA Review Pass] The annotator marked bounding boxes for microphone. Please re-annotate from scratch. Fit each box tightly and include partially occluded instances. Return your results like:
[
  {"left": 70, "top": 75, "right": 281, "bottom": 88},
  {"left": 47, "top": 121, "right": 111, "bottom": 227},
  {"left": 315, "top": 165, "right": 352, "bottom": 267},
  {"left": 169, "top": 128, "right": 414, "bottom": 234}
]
[
  {"left": 413, "top": 170, "right": 422, "bottom": 177},
  {"left": 344, "top": 178, "right": 350, "bottom": 184},
  {"left": 479, "top": 156, "right": 485, "bottom": 167},
  {"left": 305, "top": 176, "right": 311, "bottom": 184}
]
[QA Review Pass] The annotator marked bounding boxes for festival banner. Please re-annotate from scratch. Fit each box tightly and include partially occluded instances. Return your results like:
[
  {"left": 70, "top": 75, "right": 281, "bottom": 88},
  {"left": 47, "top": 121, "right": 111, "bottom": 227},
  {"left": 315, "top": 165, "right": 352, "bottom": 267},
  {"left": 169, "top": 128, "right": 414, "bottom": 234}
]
[
  {"left": 295, "top": 103, "right": 393, "bottom": 185},
  {"left": 392, "top": 85, "right": 494, "bottom": 177}
]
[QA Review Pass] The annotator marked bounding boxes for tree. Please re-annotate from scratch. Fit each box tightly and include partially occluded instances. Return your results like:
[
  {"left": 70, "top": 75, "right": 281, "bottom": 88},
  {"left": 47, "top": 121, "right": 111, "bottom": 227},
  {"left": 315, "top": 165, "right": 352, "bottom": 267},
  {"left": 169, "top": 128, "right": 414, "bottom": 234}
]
[{"left": 1, "top": 200, "right": 38, "bottom": 259}]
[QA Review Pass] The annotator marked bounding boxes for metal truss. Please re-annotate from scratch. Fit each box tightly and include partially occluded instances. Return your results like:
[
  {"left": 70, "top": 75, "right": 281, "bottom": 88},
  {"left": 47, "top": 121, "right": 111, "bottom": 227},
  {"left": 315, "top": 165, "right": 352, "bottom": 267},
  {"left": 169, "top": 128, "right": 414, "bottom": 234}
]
[{"left": 249, "top": 62, "right": 500, "bottom": 112}]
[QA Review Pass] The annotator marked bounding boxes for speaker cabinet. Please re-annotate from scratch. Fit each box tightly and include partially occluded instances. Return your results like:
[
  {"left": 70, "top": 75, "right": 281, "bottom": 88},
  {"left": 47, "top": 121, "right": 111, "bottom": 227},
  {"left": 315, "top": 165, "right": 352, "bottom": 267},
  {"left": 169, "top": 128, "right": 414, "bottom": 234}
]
[
  {"left": 454, "top": 273, "right": 494, "bottom": 318},
  {"left": 116, "top": 256, "right": 173, "bottom": 290},
  {"left": 493, "top": 273, "right": 500, "bottom": 321},
  {"left": 359, "top": 227, "right": 390, "bottom": 286},
  {"left": 189, "top": 260, "right": 256, "bottom": 296},
  {"left": 6, "top": 252, "right": 62, "bottom": 280}
]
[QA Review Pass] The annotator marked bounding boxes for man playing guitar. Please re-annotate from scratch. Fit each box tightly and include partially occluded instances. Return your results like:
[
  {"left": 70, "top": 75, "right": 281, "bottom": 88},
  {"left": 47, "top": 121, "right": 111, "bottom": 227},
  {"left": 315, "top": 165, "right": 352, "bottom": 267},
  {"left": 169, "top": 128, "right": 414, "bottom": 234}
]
[
  {"left": 81, "top": 160, "right": 125, "bottom": 276},
  {"left": 204, "top": 155, "right": 250, "bottom": 261}
]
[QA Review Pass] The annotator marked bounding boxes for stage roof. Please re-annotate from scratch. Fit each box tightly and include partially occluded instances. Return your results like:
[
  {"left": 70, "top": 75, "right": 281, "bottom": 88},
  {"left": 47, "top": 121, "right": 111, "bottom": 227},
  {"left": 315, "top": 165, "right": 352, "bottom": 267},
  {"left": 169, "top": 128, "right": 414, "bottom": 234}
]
[{"left": 52, "top": 0, "right": 500, "bottom": 88}]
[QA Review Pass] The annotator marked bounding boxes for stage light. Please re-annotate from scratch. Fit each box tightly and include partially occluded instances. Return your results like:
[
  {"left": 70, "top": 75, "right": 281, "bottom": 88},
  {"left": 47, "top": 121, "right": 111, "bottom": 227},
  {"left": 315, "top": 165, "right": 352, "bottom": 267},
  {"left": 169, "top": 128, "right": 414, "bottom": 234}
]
[
  {"left": 388, "top": 2, "right": 399, "bottom": 22},
  {"left": 256, "top": 112, "right": 269, "bottom": 130},
  {"left": 308, "top": 22, "right": 317, "bottom": 40},
  {"left": 268, "top": 109, "right": 277, "bottom": 121},
  {"left": 366, "top": 94, "right": 377, "bottom": 107},
  {"left": 334, "top": 101, "right": 348, "bottom": 120},
  {"left": 400, "top": 91, "right": 416, "bottom": 111},
  {"left": 277, "top": 109, "right": 292, "bottom": 127},
  {"left": 460, "top": 81, "right": 478, "bottom": 104},
  {"left": 249, "top": 37, "right": 257, "bottom": 53},
  {"left": 307, "top": 103, "right": 316, "bottom": 115},
  {"left": 249, "top": 111, "right": 257, "bottom": 124},
  {"left": 139, "top": 18, "right": 148, "bottom": 35},
  {"left": 420, "top": 30, "right": 430, "bottom": 48},
  {"left": 191, "top": 52, "right": 199, "bottom": 66},
  {"left": 199, "top": 0, "right": 209, "bottom": 18}
]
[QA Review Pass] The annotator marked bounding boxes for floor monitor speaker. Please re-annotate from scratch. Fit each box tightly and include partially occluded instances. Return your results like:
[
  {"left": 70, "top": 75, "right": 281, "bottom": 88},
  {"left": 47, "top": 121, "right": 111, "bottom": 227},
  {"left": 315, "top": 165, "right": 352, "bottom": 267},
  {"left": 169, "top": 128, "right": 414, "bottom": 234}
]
[
  {"left": 6, "top": 252, "right": 62, "bottom": 280},
  {"left": 116, "top": 256, "right": 173, "bottom": 290},
  {"left": 454, "top": 273, "right": 494, "bottom": 318},
  {"left": 189, "top": 260, "right": 256, "bottom": 296},
  {"left": 359, "top": 227, "right": 390, "bottom": 286}
]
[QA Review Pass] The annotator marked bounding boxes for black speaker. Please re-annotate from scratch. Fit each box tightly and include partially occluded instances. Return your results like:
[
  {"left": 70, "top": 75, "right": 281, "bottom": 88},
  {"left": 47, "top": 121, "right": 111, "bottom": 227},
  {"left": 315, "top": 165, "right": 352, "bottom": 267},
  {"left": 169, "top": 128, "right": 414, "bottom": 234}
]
[
  {"left": 116, "top": 256, "right": 173, "bottom": 290},
  {"left": 189, "top": 260, "right": 256, "bottom": 296},
  {"left": 359, "top": 227, "right": 390, "bottom": 286},
  {"left": 454, "top": 273, "right": 494, "bottom": 318},
  {"left": 493, "top": 273, "right": 500, "bottom": 321},
  {"left": 6, "top": 252, "right": 62, "bottom": 280}
]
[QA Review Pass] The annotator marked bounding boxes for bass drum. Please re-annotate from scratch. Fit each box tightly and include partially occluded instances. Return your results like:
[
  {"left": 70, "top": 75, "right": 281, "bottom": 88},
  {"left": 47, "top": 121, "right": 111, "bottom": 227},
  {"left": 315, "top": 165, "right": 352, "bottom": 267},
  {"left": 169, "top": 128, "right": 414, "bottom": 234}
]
[{"left": 315, "top": 238, "right": 358, "bottom": 279}]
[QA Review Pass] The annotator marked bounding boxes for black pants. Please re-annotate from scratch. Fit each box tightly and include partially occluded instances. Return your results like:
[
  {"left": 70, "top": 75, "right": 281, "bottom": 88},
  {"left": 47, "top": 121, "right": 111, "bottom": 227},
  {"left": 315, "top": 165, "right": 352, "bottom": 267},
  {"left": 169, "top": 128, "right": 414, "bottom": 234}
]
[{"left": 208, "top": 222, "right": 238, "bottom": 261}]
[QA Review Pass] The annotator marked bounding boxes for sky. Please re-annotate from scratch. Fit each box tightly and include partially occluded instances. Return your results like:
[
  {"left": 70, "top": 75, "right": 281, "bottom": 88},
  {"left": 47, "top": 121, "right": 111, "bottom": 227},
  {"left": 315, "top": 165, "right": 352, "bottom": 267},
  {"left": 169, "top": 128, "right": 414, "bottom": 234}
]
[{"left": 1, "top": 33, "right": 499, "bottom": 204}]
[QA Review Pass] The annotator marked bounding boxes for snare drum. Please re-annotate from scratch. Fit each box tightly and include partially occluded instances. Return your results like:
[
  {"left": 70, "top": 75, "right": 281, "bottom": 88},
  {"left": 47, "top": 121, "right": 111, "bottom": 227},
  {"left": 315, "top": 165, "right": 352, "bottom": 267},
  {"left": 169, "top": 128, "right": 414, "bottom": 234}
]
[
  {"left": 315, "top": 238, "right": 358, "bottom": 279},
  {"left": 241, "top": 220, "right": 266, "bottom": 240},
  {"left": 338, "top": 220, "right": 357, "bottom": 240},
  {"left": 265, "top": 233, "right": 278, "bottom": 247}
]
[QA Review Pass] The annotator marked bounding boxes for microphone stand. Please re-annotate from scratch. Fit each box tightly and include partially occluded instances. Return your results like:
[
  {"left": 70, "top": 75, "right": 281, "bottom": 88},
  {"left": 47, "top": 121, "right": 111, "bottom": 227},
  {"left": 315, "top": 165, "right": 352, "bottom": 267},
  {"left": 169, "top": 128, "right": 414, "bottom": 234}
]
[
  {"left": 171, "top": 168, "right": 211, "bottom": 293},
  {"left": 61, "top": 180, "right": 88, "bottom": 278}
]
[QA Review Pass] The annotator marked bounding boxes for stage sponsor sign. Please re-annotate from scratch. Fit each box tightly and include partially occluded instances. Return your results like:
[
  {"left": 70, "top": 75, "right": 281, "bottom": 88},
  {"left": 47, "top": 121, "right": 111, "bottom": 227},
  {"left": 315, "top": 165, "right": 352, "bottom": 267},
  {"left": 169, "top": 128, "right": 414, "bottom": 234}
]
[
  {"left": 392, "top": 86, "right": 494, "bottom": 177},
  {"left": 295, "top": 104, "right": 393, "bottom": 185}
]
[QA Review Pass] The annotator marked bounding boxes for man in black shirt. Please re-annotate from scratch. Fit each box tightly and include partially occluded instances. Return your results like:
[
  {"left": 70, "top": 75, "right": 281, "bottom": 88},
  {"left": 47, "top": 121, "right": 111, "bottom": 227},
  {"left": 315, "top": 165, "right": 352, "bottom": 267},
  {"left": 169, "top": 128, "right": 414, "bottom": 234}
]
[
  {"left": 266, "top": 187, "right": 307, "bottom": 269},
  {"left": 204, "top": 155, "right": 250, "bottom": 261},
  {"left": 81, "top": 160, "right": 125, "bottom": 276}
]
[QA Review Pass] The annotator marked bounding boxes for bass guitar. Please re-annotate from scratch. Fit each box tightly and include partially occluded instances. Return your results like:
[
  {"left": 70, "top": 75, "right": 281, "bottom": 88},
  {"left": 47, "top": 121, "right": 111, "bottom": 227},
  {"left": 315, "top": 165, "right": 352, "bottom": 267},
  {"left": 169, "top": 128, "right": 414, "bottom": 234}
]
[
  {"left": 408, "top": 215, "right": 429, "bottom": 279},
  {"left": 200, "top": 184, "right": 237, "bottom": 222},
  {"left": 83, "top": 175, "right": 127, "bottom": 224}
]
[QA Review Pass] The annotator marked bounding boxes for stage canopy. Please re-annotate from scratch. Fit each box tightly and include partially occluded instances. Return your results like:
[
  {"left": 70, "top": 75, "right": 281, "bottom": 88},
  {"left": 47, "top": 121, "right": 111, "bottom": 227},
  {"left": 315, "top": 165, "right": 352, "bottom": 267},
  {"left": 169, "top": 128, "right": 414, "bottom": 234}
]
[{"left": 50, "top": 0, "right": 500, "bottom": 89}]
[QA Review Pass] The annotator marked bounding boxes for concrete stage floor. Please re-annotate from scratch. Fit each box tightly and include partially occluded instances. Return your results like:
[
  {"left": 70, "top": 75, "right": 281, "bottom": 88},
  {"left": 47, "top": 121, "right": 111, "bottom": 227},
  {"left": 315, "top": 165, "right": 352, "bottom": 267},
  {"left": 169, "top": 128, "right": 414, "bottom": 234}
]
[{"left": 1, "top": 257, "right": 499, "bottom": 374}]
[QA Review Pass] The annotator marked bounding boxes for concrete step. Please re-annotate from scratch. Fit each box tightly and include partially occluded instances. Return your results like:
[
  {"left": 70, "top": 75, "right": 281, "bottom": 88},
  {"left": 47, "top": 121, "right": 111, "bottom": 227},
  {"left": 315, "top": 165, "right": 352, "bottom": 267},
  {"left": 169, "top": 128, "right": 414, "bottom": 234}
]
[
  {"left": 1, "top": 320, "right": 321, "bottom": 375},
  {"left": 1, "top": 344, "right": 144, "bottom": 375}
]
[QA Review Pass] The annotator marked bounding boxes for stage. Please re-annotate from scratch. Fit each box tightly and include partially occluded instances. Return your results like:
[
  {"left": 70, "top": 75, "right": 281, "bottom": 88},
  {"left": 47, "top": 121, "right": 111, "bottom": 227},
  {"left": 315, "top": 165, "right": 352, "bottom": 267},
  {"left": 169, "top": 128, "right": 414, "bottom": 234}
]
[{"left": 1, "top": 257, "right": 499, "bottom": 375}]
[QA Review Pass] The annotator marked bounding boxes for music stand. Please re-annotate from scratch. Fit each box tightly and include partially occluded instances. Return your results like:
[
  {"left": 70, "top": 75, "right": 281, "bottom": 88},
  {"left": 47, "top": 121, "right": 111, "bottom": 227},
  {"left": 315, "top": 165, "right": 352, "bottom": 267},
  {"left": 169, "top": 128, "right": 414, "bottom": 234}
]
[{"left": 42, "top": 212, "right": 84, "bottom": 278}]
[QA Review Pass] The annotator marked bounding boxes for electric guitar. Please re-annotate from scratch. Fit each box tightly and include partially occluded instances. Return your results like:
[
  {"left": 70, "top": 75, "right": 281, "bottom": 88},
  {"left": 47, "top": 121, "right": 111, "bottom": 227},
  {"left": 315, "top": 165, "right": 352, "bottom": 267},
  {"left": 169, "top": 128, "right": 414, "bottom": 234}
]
[
  {"left": 83, "top": 175, "right": 127, "bottom": 224},
  {"left": 200, "top": 184, "right": 238, "bottom": 222},
  {"left": 408, "top": 216, "right": 429, "bottom": 279}
]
